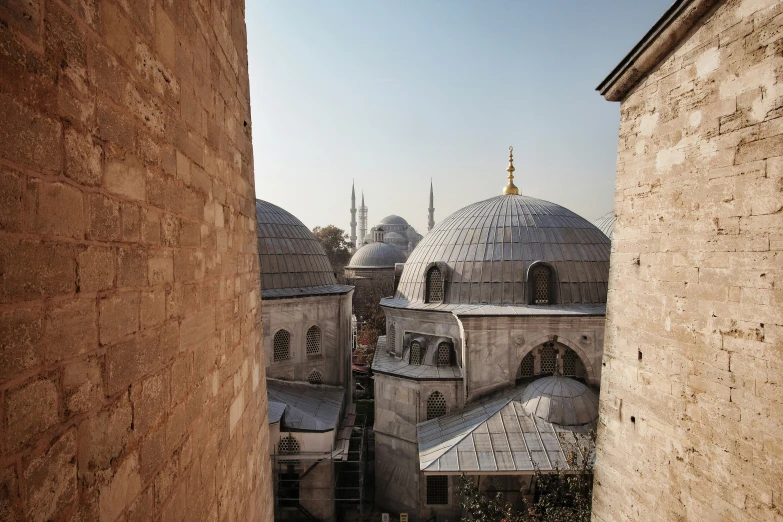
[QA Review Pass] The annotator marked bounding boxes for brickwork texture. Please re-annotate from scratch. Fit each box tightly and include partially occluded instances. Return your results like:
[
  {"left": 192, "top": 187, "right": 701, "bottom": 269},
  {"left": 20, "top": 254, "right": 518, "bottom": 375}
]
[
  {"left": 593, "top": 0, "right": 783, "bottom": 520},
  {"left": 0, "top": 0, "right": 273, "bottom": 520}
]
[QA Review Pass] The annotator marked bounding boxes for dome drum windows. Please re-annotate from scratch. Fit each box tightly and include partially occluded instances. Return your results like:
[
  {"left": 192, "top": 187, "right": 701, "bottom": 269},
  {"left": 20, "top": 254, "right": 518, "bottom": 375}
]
[
  {"left": 424, "top": 262, "right": 449, "bottom": 304},
  {"left": 273, "top": 330, "right": 291, "bottom": 362},
  {"left": 410, "top": 340, "right": 422, "bottom": 365},
  {"left": 436, "top": 342, "right": 453, "bottom": 367},
  {"left": 520, "top": 352, "right": 534, "bottom": 377},
  {"left": 426, "top": 391, "right": 447, "bottom": 420},
  {"left": 306, "top": 326, "right": 321, "bottom": 355},
  {"left": 307, "top": 369, "right": 323, "bottom": 384},
  {"left": 518, "top": 342, "right": 587, "bottom": 380},
  {"left": 529, "top": 263, "right": 555, "bottom": 305}
]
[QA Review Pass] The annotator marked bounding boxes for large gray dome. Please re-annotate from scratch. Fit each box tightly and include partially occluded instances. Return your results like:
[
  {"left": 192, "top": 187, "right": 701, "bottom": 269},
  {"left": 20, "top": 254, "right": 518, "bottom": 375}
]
[
  {"left": 348, "top": 242, "right": 407, "bottom": 268},
  {"left": 521, "top": 376, "right": 598, "bottom": 426},
  {"left": 393, "top": 194, "right": 610, "bottom": 306},
  {"left": 256, "top": 200, "right": 336, "bottom": 291}
]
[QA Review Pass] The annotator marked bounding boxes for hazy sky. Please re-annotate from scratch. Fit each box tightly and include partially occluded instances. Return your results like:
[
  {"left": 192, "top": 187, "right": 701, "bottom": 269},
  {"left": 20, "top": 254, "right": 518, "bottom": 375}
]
[{"left": 246, "top": 1, "right": 671, "bottom": 236}]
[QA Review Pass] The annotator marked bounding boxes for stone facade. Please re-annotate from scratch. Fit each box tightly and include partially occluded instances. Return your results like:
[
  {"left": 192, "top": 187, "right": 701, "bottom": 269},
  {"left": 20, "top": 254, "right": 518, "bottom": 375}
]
[
  {"left": 593, "top": 0, "right": 783, "bottom": 520},
  {"left": 0, "top": 0, "right": 272, "bottom": 520}
]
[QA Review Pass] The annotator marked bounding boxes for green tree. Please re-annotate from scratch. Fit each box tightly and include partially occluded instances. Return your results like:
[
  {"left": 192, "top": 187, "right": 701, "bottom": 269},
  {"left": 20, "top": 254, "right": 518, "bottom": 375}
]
[
  {"left": 457, "top": 431, "right": 595, "bottom": 522},
  {"left": 312, "top": 225, "right": 353, "bottom": 273}
]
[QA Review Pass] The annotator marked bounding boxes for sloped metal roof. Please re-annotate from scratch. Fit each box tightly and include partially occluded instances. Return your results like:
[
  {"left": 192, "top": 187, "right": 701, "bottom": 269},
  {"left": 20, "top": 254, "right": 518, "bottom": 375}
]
[
  {"left": 521, "top": 376, "right": 599, "bottom": 426},
  {"left": 256, "top": 200, "right": 341, "bottom": 296},
  {"left": 381, "top": 298, "right": 606, "bottom": 317},
  {"left": 266, "top": 379, "right": 345, "bottom": 432},
  {"left": 261, "top": 284, "right": 353, "bottom": 300},
  {"left": 348, "top": 241, "right": 407, "bottom": 268},
  {"left": 417, "top": 383, "right": 596, "bottom": 474},
  {"left": 267, "top": 401, "right": 287, "bottom": 424},
  {"left": 394, "top": 194, "right": 610, "bottom": 307},
  {"left": 371, "top": 336, "right": 462, "bottom": 381}
]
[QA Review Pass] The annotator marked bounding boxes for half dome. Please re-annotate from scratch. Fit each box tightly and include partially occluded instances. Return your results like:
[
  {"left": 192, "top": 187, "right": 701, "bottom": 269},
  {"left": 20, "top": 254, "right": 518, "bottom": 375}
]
[
  {"left": 393, "top": 194, "right": 610, "bottom": 306},
  {"left": 348, "top": 242, "right": 407, "bottom": 268},
  {"left": 521, "top": 376, "right": 598, "bottom": 426},
  {"left": 255, "top": 200, "right": 337, "bottom": 291}
]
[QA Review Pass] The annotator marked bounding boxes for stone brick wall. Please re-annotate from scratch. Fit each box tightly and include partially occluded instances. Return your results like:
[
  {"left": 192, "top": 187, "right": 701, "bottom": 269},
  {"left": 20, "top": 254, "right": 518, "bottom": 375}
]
[
  {"left": 0, "top": 0, "right": 272, "bottom": 520},
  {"left": 593, "top": 0, "right": 782, "bottom": 520}
]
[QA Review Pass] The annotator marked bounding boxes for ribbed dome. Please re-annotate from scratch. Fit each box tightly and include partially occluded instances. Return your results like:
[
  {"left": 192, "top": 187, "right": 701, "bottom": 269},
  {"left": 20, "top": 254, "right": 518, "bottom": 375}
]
[
  {"left": 521, "top": 376, "right": 598, "bottom": 426},
  {"left": 256, "top": 200, "right": 336, "bottom": 291},
  {"left": 384, "top": 231, "right": 405, "bottom": 240},
  {"left": 393, "top": 194, "right": 610, "bottom": 305},
  {"left": 594, "top": 211, "right": 616, "bottom": 240},
  {"left": 348, "top": 242, "right": 406, "bottom": 268},
  {"left": 378, "top": 215, "right": 409, "bottom": 226}
]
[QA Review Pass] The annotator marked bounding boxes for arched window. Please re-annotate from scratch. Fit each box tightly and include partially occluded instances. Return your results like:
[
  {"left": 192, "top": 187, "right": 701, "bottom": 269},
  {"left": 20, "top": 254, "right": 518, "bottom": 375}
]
[
  {"left": 278, "top": 435, "right": 300, "bottom": 464},
  {"left": 539, "top": 342, "right": 556, "bottom": 374},
  {"left": 306, "top": 326, "right": 321, "bottom": 355},
  {"left": 410, "top": 341, "right": 422, "bottom": 365},
  {"left": 307, "top": 369, "right": 323, "bottom": 384},
  {"left": 437, "top": 342, "right": 451, "bottom": 366},
  {"left": 426, "top": 266, "right": 443, "bottom": 303},
  {"left": 427, "top": 391, "right": 447, "bottom": 420},
  {"left": 532, "top": 265, "right": 552, "bottom": 304},
  {"left": 520, "top": 352, "right": 534, "bottom": 377},
  {"left": 563, "top": 349, "right": 576, "bottom": 376},
  {"left": 273, "top": 330, "right": 291, "bottom": 362}
]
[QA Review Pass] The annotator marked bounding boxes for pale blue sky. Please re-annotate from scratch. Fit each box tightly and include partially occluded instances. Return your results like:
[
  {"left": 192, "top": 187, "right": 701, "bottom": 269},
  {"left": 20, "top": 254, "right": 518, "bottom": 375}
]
[{"left": 247, "top": 1, "right": 670, "bottom": 236}]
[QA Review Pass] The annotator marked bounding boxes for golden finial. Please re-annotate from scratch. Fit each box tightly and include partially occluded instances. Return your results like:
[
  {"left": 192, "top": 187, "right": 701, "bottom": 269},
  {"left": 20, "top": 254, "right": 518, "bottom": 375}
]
[{"left": 503, "top": 146, "right": 519, "bottom": 195}]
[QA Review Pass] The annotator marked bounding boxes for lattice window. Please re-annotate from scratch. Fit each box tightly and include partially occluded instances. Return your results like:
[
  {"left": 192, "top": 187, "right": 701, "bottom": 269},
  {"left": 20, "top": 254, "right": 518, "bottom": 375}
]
[
  {"left": 306, "top": 326, "right": 321, "bottom": 355},
  {"left": 520, "top": 352, "right": 534, "bottom": 377},
  {"left": 278, "top": 435, "right": 300, "bottom": 464},
  {"left": 410, "top": 341, "right": 422, "bottom": 365},
  {"left": 426, "top": 475, "right": 449, "bottom": 505},
  {"left": 388, "top": 323, "right": 395, "bottom": 354},
  {"left": 427, "top": 391, "right": 447, "bottom": 420},
  {"left": 273, "top": 330, "right": 291, "bottom": 362},
  {"left": 540, "top": 343, "right": 556, "bottom": 374},
  {"left": 426, "top": 267, "right": 443, "bottom": 303},
  {"left": 437, "top": 342, "right": 451, "bottom": 366},
  {"left": 533, "top": 265, "right": 551, "bottom": 304},
  {"left": 307, "top": 369, "right": 323, "bottom": 384},
  {"left": 563, "top": 349, "right": 576, "bottom": 376}
]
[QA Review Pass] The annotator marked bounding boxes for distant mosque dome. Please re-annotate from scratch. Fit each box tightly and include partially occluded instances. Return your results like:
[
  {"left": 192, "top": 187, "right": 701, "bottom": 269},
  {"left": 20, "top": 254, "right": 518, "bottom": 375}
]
[
  {"left": 393, "top": 194, "right": 610, "bottom": 306},
  {"left": 255, "top": 200, "right": 337, "bottom": 292},
  {"left": 378, "top": 215, "right": 409, "bottom": 227},
  {"left": 521, "top": 375, "right": 599, "bottom": 426},
  {"left": 594, "top": 211, "right": 616, "bottom": 239},
  {"left": 348, "top": 242, "right": 407, "bottom": 269}
]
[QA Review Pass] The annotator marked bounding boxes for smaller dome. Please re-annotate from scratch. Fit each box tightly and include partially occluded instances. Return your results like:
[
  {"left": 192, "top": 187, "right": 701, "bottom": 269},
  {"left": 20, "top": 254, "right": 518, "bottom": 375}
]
[
  {"left": 594, "top": 211, "right": 616, "bottom": 239},
  {"left": 384, "top": 231, "right": 405, "bottom": 240},
  {"left": 378, "top": 215, "right": 409, "bottom": 226},
  {"left": 521, "top": 376, "right": 598, "bottom": 426},
  {"left": 348, "top": 242, "right": 407, "bottom": 268}
]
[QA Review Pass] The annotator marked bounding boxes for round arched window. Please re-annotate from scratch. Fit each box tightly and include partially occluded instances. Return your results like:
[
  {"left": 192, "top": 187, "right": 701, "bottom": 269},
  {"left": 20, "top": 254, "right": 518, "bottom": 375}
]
[
  {"left": 306, "top": 326, "right": 321, "bottom": 355},
  {"left": 426, "top": 266, "right": 443, "bottom": 303},
  {"left": 520, "top": 352, "right": 534, "bottom": 377},
  {"left": 427, "top": 391, "right": 447, "bottom": 420},
  {"left": 410, "top": 341, "right": 422, "bottom": 365},
  {"left": 273, "top": 330, "right": 291, "bottom": 362},
  {"left": 437, "top": 342, "right": 451, "bottom": 366}
]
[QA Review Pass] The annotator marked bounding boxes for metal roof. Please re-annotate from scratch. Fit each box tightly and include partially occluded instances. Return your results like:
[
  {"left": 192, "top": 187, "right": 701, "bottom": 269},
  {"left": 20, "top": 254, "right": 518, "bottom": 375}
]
[
  {"left": 371, "top": 336, "right": 463, "bottom": 381},
  {"left": 261, "top": 284, "right": 353, "bottom": 300},
  {"left": 593, "top": 211, "right": 616, "bottom": 240},
  {"left": 381, "top": 299, "right": 606, "bottom": 317},
  {"left": 266, "top": 379, "right": 345, "bottom": 432},
  {"left": 521, "top": 376, "right": 599, "bottom": 426},
  {"left": 348, "top": 241, "right": 407, "bottom": 269},
  {"left": 393, "top": 194, "right": 610, "bottom": 307},
  {"left": 378, "top": 214, "right": 409, "bottom": 226},
  {"left": 267, "top": 401, "right": 287, "bottom": 424},
  {"left": 417, "top": 383, "right": 596, "bottom": 474},
  {"left": 256, "top": 200, "right": 339, "bottom": 293}
]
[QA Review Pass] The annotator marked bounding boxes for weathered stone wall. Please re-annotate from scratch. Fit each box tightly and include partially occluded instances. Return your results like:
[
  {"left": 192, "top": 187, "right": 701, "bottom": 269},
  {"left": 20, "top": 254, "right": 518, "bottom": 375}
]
[
  {"left": 0, "top": 0, "right": 272, "bottom": 520},
  {"left": 593, "top": 0, "right": 783, "bottom": 520}
]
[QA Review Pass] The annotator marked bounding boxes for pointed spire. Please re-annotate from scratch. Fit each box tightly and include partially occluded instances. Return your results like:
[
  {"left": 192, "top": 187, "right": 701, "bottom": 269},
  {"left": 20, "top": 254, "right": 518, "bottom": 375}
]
[
  {"left": 428, "top": 178, "right": 435, "bottom": 232},
  {"left": 503, "top": 146, "right": 519, "bottom": 195},
  {"left": 351, "top": 180, "right": 355, "bottom": 200}
]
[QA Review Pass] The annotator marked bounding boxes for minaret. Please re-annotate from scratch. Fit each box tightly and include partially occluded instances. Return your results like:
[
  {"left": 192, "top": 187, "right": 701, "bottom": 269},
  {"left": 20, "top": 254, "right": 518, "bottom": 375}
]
[
  {"left": 427, "top": 179, "right": 435, "bottom": 232},
  {"left": 350, "top": 181, "right": 357, "bottom": 253},
  {"left": 358, "top": 192, "right": 367, "bottom": 246}
]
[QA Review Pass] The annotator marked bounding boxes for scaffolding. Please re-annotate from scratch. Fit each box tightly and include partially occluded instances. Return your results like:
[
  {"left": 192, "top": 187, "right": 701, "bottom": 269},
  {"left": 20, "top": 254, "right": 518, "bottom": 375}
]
[{"left": 272, "top": 403, "right": 373, "bottom": 521}]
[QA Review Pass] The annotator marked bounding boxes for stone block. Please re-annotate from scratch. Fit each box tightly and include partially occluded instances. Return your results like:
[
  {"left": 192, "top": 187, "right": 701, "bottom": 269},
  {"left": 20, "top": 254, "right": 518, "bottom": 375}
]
[
  {"left": 121, "top": 203, "right": 141, "bottom": 241},
  {"left": 0, "top": 167, "right": 24, "bottom": 232},
  {"left": 86, "top": 193, "right": 121, "bottom": 242},
  {"left": 105, "top": 153, "right": 146, "bottom": 202},
  {"left": 0, "top": 240, "right": 75, "bottom": 302},
  {"left": 25, "top": 178, "right": 85, "bottom": 239},
  {"left": 63, "top": 355, "right": 104, "bottom": 417},
  {"left": 130, "top": 370, "right": 169, "bottom": 435},
  {"left": 98, "top": 452, "right": 141, "bottom": 522},
  {"left": 140, "top": 288, "right": 166, "bottom": 329},
  {"left": 117, "top": 247, "right": 147, "bottom": 288},
  {"left": 148, "top": 251, "right": 174, "bottom": 285},
  {"left": 5, "top": 378, "right": 59, "bottom": 453},
  {"left": 77, "top": 246, "right": 115, "bottom": 293},
  {"left": 23, "top": 430, "right": 77, "bottom": 522},
  {"left": 78, "top": 395, "right": 133, "bottom": 473},
  {"left": 0, "top": 93, "right": 61, "bottom": 172},
  {"left": 107, "top": 322, "right": 178, "bottom": 395},
  {"left": 0, "top": 306, "right": 43, "bottom": 386},
  {"left": 65, "top": 127, "right": 102, "bottom": 186},
  {"left": 141, "top": 209, "right": 161, "bottom": 244},
  {"left": 99, "top": 292, "right": 139, "bottom": 344},
  {"left": 42, "top": 297, "right": 98, "bottom": 361}
]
